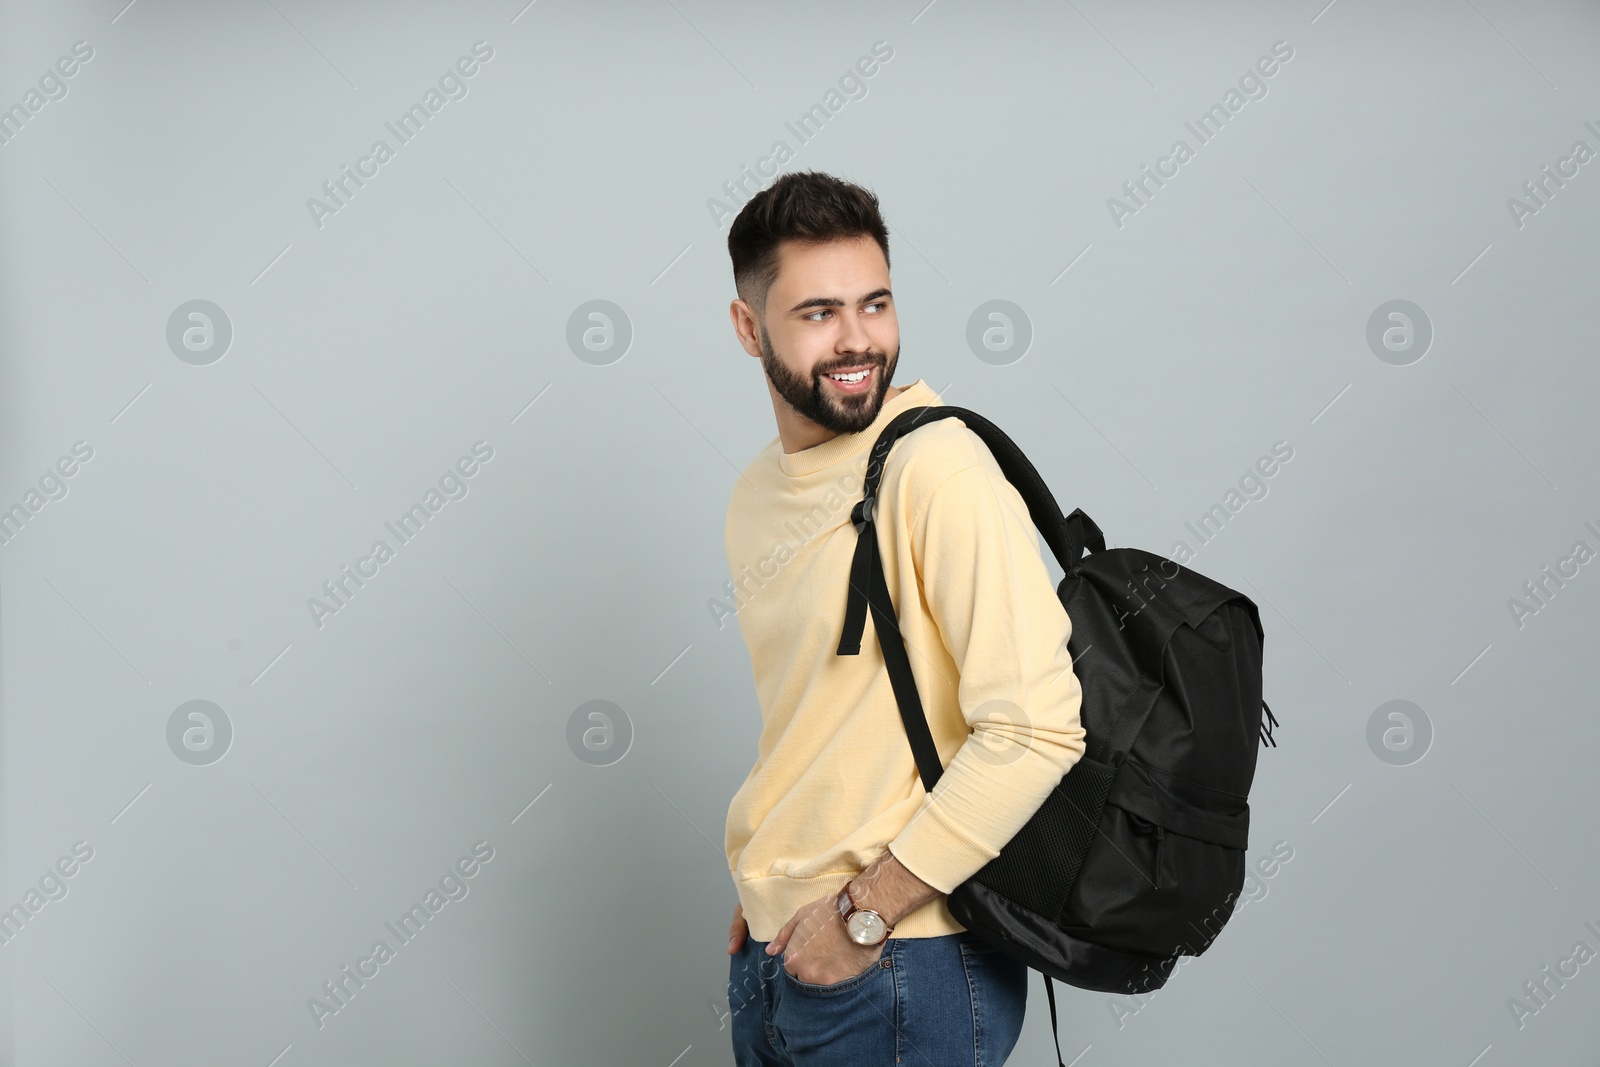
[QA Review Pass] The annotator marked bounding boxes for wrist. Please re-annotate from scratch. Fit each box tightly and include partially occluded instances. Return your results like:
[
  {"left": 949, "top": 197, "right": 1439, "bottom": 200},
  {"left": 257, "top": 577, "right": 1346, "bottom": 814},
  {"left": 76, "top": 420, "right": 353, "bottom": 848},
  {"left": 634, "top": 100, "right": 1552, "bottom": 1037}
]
[
  {"left": 847, "top": 848, "right": 938, "bottom": 930},
  {"left": 843, "top": 877, "right": 898, "bottom": 930}
]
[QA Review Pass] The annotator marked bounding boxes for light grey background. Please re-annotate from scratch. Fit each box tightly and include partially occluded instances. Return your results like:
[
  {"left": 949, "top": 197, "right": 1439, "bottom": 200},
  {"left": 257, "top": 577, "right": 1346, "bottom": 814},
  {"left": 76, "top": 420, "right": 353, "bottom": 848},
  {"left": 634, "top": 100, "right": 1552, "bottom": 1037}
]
[{"left": 2, "top": 0, "right": 1598, "bottom": 1064}]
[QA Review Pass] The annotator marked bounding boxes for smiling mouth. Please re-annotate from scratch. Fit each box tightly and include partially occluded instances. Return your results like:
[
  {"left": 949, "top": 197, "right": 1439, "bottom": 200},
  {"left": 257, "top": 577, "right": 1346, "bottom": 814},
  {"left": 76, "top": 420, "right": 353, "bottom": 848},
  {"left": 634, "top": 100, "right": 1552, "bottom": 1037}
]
[{"left": 822, "top": 364, "right": 876, "bottom": 389}]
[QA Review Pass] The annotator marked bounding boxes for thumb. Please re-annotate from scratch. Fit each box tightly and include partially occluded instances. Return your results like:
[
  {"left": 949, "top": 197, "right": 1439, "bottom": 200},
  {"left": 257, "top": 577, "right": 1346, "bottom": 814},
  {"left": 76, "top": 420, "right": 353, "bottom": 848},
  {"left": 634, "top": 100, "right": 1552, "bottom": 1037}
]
[
  {"left": 767, "top": 912, "right": 797, "bottom": 956},
  {"left": 728, "top": 904, "right": 748, "bottom": 954}
]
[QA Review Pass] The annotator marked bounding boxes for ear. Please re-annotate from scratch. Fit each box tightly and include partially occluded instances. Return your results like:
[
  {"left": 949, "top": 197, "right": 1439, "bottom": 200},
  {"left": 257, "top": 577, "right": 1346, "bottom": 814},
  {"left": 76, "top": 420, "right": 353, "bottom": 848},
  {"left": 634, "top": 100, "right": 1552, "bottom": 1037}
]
[{"left": 729, "top": 300, "right": 765, "bottom": 359}]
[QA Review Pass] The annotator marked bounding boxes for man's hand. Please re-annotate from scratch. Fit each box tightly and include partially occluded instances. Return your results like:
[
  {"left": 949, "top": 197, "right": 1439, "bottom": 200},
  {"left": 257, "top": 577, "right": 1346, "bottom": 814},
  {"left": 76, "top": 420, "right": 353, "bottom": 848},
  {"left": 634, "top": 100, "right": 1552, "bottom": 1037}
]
[
  {"left": 765, "top": 891, "right": 884, "bottom": 986},
  {"left": 742, "top": 851, "right": 939, "bottom": 982}
]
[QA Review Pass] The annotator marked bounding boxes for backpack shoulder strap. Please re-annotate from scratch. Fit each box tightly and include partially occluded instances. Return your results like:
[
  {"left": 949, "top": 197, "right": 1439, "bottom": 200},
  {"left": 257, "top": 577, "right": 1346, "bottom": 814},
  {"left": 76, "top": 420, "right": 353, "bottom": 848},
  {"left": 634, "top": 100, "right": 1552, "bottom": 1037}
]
[{"left": 835, "top": 405, "right": 1102, "bottom": 790}]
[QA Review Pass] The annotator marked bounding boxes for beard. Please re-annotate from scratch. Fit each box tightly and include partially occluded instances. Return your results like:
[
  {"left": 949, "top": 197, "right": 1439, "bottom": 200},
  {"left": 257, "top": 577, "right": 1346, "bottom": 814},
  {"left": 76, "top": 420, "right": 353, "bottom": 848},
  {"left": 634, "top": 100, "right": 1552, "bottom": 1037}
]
[{"left": 758, "top": 322, "right": 899, "bottom": 436}]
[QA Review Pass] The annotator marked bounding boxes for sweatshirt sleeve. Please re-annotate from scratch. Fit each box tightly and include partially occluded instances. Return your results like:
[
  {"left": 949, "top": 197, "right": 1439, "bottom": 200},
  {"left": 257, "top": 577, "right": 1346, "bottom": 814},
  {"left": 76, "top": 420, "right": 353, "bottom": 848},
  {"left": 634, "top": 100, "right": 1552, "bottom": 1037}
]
[{"left": 884, "top": 461, "right": 1087, "bottom": 895}]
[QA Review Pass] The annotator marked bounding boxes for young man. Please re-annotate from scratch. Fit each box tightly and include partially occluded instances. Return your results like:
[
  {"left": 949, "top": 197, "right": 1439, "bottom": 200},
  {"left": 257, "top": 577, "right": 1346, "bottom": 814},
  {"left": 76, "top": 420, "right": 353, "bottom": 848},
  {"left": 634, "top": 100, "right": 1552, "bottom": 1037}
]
[{"left": 721, "top": 170, "right": 1087, "bottom": 1065}]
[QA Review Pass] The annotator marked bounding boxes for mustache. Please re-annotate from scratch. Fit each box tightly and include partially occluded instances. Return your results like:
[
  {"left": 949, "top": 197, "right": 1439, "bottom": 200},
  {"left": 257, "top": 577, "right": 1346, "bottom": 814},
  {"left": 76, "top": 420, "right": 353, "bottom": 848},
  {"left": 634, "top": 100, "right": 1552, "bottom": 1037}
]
[{"left": 817, "top": 357, "right": 885, "bottom": 376}]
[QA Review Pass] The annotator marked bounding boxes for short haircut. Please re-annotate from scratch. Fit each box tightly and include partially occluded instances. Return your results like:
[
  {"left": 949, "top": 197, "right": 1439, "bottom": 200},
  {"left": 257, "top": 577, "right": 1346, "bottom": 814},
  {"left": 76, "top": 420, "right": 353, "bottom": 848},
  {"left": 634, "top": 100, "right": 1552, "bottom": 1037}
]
[{"left": 726, "top": 170, "right": 891, "bottom": 317}]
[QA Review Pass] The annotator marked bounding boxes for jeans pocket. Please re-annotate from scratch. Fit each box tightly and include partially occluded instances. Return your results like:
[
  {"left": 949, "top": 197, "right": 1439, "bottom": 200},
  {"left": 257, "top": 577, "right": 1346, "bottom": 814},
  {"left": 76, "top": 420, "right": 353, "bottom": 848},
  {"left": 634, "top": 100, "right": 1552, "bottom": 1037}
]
[{"left": 780, "top": 950, "right": 890, "bottom": 995}]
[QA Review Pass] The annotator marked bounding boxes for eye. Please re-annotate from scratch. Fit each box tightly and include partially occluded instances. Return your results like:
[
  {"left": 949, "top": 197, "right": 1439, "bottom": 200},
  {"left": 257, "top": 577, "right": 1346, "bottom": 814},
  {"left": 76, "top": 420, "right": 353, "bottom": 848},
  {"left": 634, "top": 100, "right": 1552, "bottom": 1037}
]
[{"left": 805, "top": 309, "right": 832, "bottom": 322}]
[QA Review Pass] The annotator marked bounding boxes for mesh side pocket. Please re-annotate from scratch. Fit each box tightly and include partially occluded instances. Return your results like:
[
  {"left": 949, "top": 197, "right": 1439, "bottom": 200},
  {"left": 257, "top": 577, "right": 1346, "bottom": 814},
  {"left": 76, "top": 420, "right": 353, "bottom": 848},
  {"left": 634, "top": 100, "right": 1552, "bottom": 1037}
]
[{"left": 965, "top": 755, "right": 1115, "bottom": 923}]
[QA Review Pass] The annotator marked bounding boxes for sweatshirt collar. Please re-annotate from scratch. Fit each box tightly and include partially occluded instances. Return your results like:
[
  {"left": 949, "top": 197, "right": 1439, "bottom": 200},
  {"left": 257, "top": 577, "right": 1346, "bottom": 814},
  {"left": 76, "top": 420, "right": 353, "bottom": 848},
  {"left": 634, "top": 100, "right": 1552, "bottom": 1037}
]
[{"left": 776, "top": 378, "right": 941, "bottom": 478}]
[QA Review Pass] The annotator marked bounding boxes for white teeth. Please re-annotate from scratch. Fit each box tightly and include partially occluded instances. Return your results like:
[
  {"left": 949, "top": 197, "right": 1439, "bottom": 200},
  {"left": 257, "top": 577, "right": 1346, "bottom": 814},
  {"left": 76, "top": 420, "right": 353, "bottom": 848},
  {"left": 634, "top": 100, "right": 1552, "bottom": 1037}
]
[{"left": 829, "top": 370, "right": 869, "bottom": 382}]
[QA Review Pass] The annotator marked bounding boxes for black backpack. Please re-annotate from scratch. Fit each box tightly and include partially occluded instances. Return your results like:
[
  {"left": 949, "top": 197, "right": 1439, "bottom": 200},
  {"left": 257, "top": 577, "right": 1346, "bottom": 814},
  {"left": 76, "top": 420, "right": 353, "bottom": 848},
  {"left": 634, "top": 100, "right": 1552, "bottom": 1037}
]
[{"left": 836, "top": 405, "right": 1278, "bottom": 1067}]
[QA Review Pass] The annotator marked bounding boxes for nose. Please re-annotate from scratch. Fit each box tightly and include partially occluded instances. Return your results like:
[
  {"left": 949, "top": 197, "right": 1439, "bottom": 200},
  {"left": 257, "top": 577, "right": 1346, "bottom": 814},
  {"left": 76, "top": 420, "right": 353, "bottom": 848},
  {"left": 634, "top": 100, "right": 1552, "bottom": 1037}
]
[{"left": 837, "top": 309, "right": 873, "bottom": 358}]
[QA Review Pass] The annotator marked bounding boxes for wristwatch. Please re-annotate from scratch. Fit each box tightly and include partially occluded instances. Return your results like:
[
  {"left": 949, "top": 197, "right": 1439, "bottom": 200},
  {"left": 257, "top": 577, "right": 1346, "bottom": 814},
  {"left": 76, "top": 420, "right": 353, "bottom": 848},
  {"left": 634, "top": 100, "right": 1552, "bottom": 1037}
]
[{"left": 835, "top": 882, "right": 894, "bottom": 946}]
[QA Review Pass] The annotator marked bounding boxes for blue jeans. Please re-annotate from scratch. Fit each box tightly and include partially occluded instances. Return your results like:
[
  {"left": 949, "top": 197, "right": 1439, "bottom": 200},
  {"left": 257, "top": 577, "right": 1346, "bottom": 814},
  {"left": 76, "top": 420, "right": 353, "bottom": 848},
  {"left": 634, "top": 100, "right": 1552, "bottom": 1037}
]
[{"left": 728, "top": 931, "right": 1028, "bottom": 1066}]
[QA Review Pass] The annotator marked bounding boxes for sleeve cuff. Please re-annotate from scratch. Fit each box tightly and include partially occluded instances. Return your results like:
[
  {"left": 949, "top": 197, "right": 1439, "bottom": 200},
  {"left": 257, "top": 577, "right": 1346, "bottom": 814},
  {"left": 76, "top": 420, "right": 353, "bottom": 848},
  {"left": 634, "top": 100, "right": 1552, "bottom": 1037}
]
[{"left": 886, "top": 800, "right": 1002, "bottom": 896}]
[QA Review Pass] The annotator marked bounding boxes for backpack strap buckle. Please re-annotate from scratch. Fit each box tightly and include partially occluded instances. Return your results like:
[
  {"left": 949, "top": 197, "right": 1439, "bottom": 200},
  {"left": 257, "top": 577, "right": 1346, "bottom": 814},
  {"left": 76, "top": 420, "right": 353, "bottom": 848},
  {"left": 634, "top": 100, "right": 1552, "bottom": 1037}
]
[{"left": 850, "top": 496, "right": 875, "bottom": 532}]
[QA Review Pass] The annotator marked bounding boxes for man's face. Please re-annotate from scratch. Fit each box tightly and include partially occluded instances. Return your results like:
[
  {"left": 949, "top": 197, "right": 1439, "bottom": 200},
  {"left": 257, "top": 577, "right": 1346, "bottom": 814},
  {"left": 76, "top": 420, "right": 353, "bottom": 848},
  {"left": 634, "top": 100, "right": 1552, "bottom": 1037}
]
[{"left": 753, "top": 236, "right": 899, "bottom": 435}]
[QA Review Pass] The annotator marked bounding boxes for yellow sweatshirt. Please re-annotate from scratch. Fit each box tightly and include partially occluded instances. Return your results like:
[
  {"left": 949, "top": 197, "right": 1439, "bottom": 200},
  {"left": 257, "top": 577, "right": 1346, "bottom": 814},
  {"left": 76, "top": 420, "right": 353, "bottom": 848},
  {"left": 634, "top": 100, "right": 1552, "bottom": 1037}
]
[{"left": 723, "top": 378, "right": 1087, "bottom": 941}]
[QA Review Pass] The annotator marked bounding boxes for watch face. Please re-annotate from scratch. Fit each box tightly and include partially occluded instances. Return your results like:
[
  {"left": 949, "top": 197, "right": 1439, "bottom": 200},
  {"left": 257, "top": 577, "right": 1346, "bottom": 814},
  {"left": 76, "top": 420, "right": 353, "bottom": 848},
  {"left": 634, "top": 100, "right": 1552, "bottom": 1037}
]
[{"left": 847, "top": 910, "right": 886, "bottom": 945}]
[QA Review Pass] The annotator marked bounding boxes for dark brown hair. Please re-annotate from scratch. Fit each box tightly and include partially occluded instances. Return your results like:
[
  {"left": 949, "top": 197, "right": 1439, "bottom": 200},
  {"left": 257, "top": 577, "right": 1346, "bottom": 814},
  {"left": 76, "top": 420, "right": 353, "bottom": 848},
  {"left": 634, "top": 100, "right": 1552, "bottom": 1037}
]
[{"left": 726, "top": 170, "right": 891, "bottom": 317}]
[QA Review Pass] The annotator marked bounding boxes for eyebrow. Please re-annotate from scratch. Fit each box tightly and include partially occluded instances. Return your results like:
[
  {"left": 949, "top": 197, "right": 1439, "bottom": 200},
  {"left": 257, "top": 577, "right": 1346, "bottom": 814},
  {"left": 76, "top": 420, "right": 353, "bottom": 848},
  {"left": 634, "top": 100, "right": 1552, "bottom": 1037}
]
[{"left": 788, "top": 287, "right": 893, "bottom": 314}]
